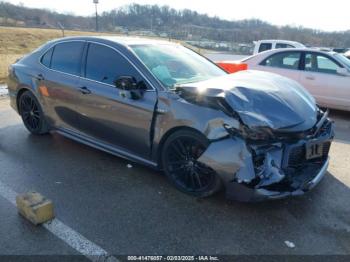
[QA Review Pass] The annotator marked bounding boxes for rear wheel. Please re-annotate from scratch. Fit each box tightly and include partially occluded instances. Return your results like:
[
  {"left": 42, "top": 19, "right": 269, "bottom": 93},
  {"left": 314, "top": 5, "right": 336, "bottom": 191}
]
[
  {"left": 19, "top": 91, "right": 49, "bottom": 135},
  {"left": 162, "top": 130, "right": 222, "bottom": 197}
]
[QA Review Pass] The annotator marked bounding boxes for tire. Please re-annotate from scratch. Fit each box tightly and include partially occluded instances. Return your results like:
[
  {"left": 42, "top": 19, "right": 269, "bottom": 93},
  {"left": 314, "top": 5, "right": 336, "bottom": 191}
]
[
  {"left": 19, "top": 91, "right": 49, "bottom": 135},
  {"left": 161, "top": 129, "right": 222, "bottom": 198}
]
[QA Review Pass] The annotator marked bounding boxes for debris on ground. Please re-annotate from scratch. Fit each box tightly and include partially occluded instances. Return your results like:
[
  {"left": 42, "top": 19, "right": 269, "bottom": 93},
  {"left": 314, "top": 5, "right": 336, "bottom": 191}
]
[
  {"left": 127, "top": 164, "right": 133, "bottom": 168},
  {"left": 16, "top": 191, "right": 55, "bottom": 225},
  {"left": 284, "top": 240, "right": 296, "bottom": 248}
]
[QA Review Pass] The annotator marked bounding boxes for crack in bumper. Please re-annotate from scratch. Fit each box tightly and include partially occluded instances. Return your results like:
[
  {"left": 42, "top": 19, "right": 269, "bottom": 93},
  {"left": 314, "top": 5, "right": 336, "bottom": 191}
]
[{"left": 225, "top": 157, "right": 329, "bottom": 202}]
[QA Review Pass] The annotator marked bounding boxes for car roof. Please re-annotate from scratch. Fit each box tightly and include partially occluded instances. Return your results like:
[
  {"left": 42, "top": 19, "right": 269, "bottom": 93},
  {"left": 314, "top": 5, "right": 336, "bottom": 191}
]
[
  {"left": 242, "top": 48, "right": 339, "bottom": 63},
  {"left": 256, "top": 47, "right": 337, "bottom": 56},
  {"left": 255, "top": 39, "right": 304, "bottom": 45},
  {"left": 52, "top": 35, "right": 178, "bottom": 47}
]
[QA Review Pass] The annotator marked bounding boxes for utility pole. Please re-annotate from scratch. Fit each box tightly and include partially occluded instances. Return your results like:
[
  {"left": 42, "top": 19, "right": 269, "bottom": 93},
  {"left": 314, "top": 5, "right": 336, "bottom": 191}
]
[
  {"left": 93, "top": 0, "right": 99, "bottom": 32},
  {"left": 58, "top": 22, "right": 65, "bottom": 37}
]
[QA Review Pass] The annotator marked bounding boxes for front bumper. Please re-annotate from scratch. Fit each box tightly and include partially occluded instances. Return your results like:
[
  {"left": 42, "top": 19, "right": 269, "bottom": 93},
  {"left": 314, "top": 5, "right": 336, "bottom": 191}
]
[
  {"left": 198, "top": 112, "right": 334, "bottom": 202},
  {"left": 225, "top": 157, "right": 329, "bottom": 202}
]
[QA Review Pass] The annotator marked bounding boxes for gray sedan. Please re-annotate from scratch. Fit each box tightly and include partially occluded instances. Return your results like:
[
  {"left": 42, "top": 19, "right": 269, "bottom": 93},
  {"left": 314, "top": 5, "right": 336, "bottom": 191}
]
[{"left": 8, "top": 36, "right": 334, "bottom": 201}]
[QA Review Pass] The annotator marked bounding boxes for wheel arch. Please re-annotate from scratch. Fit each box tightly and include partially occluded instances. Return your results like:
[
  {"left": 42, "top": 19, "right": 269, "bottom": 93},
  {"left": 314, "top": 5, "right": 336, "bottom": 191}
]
[
  {"left": 16, "top": 87, "right": 32, "bottom": 113},
  {"left": 156, "top": 126, "right": 208, "bottom": 169}
]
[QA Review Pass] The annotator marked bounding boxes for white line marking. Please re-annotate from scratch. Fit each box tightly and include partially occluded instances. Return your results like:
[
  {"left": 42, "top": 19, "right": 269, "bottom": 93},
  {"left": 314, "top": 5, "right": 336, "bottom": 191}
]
[
  {"left": 0, "top": 180, "right": 17, "bottom": 205},
  {"left": 0, "top": 180, "right": 118, "bottom": 262}
]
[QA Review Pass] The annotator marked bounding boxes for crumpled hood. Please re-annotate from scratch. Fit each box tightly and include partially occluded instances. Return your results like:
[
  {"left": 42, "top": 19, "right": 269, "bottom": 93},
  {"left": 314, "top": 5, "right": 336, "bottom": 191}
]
[{"left": 179, "top": 70, "right": 317, "bottom": 131}]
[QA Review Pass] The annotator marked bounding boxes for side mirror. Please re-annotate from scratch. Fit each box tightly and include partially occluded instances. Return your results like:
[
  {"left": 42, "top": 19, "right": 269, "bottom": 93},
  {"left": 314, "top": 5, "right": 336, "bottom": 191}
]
[
  {"left": 115, "top": 76, "right": 146, "bottom": 100},
  {"left": 337, "top": 67, "right": 349, "bottom": 76}
]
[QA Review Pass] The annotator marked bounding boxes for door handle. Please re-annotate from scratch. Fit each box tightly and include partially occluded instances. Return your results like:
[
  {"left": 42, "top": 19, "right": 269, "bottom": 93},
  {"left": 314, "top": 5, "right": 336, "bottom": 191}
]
[
  {"left": 36, "top": 74, "right": 45, "bottom": 81},
  {"left": 79, "top": 86, "right": 91, "bottom": 95},
  {"left": 306, "top": 76, "right": 315, "bottom": 80}
]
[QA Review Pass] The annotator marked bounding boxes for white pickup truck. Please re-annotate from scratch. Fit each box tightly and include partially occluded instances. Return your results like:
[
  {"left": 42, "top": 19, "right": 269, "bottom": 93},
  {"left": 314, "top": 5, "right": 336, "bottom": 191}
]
[{"left": 253, "top": 40, "right": 305, "bottom": 55}]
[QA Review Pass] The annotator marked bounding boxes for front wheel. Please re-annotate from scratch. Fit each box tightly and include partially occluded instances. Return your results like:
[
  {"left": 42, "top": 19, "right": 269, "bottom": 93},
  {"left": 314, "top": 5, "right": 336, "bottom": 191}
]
[
  {"left": 161, "top": 130, "right": 222, "bottom": 198},
  {"left": 19, "top": 91, "right": 49, "bottom": 135}
]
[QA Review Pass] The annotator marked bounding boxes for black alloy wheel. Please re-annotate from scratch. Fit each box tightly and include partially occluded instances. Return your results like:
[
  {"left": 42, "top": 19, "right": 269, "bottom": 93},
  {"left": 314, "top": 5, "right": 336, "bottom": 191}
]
[
  {"left": 162, "top": 130, "right": 222, "bottom": 197},
  {"left": 19, "top": 91, "right": 49, "bottom": 135}
]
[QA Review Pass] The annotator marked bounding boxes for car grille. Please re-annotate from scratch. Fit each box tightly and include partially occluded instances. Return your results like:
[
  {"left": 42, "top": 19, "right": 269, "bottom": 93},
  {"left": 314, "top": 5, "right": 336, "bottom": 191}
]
[
  {"left": 288, "top": 145, "right": 306, "bottom": 166},
  {"left": 288, "top": 141, "right": 331, "bottom": 166},
  {"left": 322, "top": 141, "right": 331, "bottom": 156}
]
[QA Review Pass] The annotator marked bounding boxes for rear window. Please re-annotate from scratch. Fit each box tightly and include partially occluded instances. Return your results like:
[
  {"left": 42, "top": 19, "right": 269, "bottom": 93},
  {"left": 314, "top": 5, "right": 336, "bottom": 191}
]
[{"left": 51, "top": 42, "right": 84, "bottom": 76}]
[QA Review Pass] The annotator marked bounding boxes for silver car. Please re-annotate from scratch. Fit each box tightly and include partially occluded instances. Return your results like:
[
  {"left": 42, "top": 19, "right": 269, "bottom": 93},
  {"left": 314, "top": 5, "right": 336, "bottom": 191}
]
[{"left": 244, "top": 48, "right": 350, "bottom": 111}]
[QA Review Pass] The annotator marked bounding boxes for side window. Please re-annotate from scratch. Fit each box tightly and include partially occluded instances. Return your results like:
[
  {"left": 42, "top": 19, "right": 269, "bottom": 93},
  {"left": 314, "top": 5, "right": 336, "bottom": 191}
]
[
  {"left": 261, "top": 52, "right": 301, "bottom": 70},
  {"left": 41, "top": 48, "right": 53, "bottom": 68},
  {"left": 276, "top": 43, "right": 295, "bottom": 49},
  {"left": 51, "top": 42, "right": 84, "bottom": 75},
  {"left": 85, "top": 43, "right": 145, "bottom": 87},
  {"left": 305, "top": 53, "right": 340, "bottom": 74},
  {"left": 258, "top": 43, "right": 272, "bottom": 53}
]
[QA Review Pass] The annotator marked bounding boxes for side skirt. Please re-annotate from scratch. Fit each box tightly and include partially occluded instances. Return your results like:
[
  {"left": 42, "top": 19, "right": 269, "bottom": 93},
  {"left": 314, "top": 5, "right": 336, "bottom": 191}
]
[{"left": 54, "top": 128, "right": 159, "bottom": 169}]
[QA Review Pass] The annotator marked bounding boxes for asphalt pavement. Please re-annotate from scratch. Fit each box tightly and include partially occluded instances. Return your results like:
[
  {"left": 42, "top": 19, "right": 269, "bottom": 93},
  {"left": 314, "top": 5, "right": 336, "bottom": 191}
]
[{"left": 0, "top": 97, "right": 349, "bottom": 258}]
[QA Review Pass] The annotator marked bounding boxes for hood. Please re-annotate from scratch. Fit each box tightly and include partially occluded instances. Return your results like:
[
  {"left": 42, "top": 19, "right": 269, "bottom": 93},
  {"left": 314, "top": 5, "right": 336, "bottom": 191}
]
[{"left": 178, "top": 70, "right": 317, "bottom": 131}]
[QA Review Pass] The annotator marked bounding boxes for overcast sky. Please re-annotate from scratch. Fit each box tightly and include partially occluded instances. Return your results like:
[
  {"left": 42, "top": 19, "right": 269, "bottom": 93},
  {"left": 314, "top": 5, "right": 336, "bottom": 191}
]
[{"left": 3, "top": 0, "right": 349, "bottom": 32}]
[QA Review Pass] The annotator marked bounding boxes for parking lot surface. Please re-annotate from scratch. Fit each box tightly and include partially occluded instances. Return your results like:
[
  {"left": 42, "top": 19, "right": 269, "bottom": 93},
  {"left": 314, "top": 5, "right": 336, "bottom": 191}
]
[{"left": 0, "top": 97, "right": 349, "bottom": 257}]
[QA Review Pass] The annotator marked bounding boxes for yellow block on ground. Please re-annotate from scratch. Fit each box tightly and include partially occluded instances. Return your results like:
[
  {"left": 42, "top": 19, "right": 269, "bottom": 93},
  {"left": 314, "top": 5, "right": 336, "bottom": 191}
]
[{"left": 16, "top": 191, "right": 55, "bottom": 225}]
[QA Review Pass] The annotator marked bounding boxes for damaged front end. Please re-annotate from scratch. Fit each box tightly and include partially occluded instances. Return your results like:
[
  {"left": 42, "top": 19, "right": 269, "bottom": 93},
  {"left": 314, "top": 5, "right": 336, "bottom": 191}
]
[
  {"left": 178, "top": 71, "right": 334, "bottom": 201},
  {"left": 198, "top": 109, "right": 334, "bottom": 201}
]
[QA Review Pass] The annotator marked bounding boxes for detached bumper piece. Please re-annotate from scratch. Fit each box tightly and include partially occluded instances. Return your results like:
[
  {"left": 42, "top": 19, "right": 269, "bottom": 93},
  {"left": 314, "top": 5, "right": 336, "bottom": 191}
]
[{"left": 226, "top": 114, "right": 334, "bottom": 202}]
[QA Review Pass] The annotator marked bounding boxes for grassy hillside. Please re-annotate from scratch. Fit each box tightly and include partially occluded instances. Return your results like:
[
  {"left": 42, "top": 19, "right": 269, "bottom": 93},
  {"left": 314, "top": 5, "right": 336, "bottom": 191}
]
[
  {"left": 0, "top": 26, "right": 204, "bottom": 84},
  {"left": 0, "top": 26, "right": 120, "bottom": 83}
]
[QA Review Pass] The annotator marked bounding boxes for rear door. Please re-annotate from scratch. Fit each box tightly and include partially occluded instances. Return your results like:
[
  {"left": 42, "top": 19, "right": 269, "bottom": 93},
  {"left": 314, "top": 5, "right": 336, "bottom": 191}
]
[
  {"left": 253, "top": 51, "right": 303, "bottom": 83},
  {"left": 300, "top": 52, "right": 350, "bottom": 108},
  {"left": 76, "top": 43, "right": 158, "bottom": 159},
  {"left": 38, "top": 41, "right": 85, "bottom": 131}
]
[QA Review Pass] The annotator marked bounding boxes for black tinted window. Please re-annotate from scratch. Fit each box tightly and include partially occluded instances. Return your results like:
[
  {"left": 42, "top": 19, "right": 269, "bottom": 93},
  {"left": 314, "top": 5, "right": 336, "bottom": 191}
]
[
  {"left": 258, "top": 43, "right": 272, "bottom": 53},
  {"left": 51, "top": 42, "right": 84, "bottom": 75},
  {"left": 85, "top": 43, "right": 142, "bottom": 86},
  {"left": 41, "top": 48, "right": 53, "bottom": 67}
]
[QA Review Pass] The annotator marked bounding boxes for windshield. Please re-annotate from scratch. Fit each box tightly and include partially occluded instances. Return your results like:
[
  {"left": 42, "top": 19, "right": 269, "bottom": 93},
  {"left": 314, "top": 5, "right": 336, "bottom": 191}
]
[
  {"left": 131, "top": 44, "right": 226, "bottom": 88},
  {"left": 334, "top": 53, "right": 350, "bottom": 69}
]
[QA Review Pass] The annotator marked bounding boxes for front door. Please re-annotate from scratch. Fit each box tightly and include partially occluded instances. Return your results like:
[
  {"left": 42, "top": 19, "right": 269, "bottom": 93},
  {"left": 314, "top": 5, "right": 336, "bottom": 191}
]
[
  {"left": 300, "top": 52, "right": 350, "bottom": 109},
  {"left": 76, "top": 43, "right": 157, "bottom": 159}
]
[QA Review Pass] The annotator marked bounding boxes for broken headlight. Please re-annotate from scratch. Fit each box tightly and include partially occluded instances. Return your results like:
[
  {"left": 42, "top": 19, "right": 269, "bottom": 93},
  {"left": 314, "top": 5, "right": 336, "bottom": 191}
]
[
  {"left": 223, "top": 124, "right": 273, "bottom": 141},
  {"left": 242, "top": 127, "right": 273, "bottom": 141}
]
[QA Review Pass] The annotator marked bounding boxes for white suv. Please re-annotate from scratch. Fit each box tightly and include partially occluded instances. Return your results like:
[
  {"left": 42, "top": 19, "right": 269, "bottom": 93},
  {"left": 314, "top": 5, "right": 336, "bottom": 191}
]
[{"left": 253, "top": 40, "right": 305, "bottom": 55}]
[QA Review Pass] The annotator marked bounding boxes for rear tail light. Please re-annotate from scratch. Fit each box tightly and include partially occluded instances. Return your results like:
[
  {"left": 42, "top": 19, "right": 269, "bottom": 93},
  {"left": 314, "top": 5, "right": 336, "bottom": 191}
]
[{"left": 216, "top": 61, "right": 248, "bottom": 74}]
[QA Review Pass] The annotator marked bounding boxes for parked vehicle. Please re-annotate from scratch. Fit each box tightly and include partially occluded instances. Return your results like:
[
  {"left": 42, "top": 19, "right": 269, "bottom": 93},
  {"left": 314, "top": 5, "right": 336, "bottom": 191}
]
[
  {"left": 332, "top": 48, "right": 350, "bottom": 54},
  {"left": 345, "top": 50, "right": 350, "bottom": 59},
  {"left": 332, "top": 48, "right": 349, "bottom": 54},
  {"left": 253, "top": 40, "right": 305, "bottom": 55},
  {"left": 241, "top": 48, "right": 350, "bottom": 111},
  {"left": 8, "top": 37, "right": 333, "bottom": 201}
]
